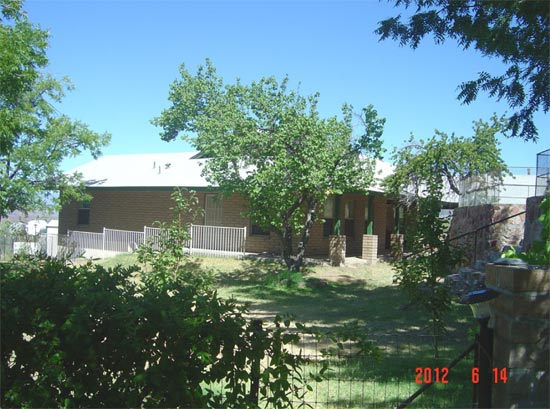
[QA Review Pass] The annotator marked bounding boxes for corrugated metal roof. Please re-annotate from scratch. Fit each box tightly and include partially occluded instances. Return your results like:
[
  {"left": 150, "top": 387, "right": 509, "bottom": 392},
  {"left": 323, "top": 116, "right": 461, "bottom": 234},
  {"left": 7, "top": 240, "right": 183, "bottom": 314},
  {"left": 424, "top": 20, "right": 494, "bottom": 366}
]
[{"left": 67, "top": 151, "right": 395, "bottom": 191}]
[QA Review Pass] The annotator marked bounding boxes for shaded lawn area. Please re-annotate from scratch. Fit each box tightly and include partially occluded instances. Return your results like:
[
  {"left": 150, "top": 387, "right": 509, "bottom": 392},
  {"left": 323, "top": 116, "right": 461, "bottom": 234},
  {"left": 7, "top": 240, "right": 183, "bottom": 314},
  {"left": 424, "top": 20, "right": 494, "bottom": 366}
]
[
  {"left": 96, "top": 253, "right": 473, "bottom": 337},
  {"left": 195, "top": 256, "right": 471, "bottom": 338},
  {"left": 94, "top": 254, "right": 476, "bottom": 408}
]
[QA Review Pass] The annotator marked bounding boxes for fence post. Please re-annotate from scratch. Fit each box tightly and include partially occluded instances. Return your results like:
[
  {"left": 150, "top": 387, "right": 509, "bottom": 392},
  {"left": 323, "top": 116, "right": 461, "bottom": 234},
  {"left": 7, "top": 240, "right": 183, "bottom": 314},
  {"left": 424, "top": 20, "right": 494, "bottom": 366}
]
[
  {"left": 249, "top": 319, "right": 262, "bottom": 406},
  {"left": 472, "top": 333, "right": 480, "bottom": 408},
  {"left": 244, "top": 226, "right": 247, "bottom": 253},
  {"left": 102, "top": 227, "right": 106, "bottom": 258}
]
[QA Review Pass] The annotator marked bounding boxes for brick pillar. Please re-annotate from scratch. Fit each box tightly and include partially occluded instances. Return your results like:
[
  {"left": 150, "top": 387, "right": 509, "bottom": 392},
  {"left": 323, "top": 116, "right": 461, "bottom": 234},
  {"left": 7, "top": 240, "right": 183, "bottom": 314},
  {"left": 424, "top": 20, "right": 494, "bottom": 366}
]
[
  {"left": 329, "top": 235, "right": 346, "bottom": 266},
  {"left": 361, "top": 234, "right": 378, "bottom": 264},
  {"left": 486, "top": 264, "right": 549, "bottom": 408}
]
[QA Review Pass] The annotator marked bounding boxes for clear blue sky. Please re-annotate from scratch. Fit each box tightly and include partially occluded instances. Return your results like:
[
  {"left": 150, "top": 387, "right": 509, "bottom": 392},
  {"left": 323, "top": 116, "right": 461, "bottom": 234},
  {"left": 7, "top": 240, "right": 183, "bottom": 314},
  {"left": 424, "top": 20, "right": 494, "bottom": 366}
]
[{"left": 24, "top": 0, "right": 548, "bottom": 171}]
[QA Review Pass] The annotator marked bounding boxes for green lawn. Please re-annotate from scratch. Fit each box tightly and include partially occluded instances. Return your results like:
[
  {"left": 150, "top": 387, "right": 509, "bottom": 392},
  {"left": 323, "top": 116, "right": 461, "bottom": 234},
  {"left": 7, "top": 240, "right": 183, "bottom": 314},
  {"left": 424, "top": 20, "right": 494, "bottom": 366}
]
[
  {"left": 94, "top": 254, "right": 475, "bottom": 408},
  {"left": 95, "top": 254, "right": 471, "bottom": 332}
]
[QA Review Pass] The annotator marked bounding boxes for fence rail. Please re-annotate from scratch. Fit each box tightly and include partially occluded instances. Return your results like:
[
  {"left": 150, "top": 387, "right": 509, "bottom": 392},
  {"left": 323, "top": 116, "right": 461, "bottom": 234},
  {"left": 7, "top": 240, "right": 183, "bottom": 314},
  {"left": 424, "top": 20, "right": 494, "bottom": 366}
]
[
  {"left": 189, "top": 224, "right": 246, "bottom": 258},
  {"left": 67, "top": 230, "right": 104, "bottom": 259},
  {"left": 144, "top": 224, "right": 247, "bottom": 258},
  {"left": 143, "top": 226, "right": 170, "bottom": 251},
  {"left": 103, "top": 228, "right": 145, "bottom": 254},
  {"left": 0, "top": 224, "right": 248, "bottom": 261}
]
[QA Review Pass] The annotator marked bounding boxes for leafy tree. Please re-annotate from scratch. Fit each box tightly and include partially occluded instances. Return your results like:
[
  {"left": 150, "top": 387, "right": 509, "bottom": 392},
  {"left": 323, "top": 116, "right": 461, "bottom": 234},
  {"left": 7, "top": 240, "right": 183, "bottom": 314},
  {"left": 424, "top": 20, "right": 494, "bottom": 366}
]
[
  {"left": 1, "top": 191, "right": 375, "bottom": 407},
  {"left": 376, "top": 0, "right": 549, "bottom": 141},
  {"left": 384, "top": 117, "right": 509, "bottom": 352},
  {"left": 153, "top": 59, "right": 385, "bottom": 271},
  {"left": 389, "top": 115, "right": 510, "bottom": 201},
  {"left": 0, "top": 0, "right": 110, "bottom": 218},
  {"left": 502, "top": 188, "right": 550, "bottom": 266}
]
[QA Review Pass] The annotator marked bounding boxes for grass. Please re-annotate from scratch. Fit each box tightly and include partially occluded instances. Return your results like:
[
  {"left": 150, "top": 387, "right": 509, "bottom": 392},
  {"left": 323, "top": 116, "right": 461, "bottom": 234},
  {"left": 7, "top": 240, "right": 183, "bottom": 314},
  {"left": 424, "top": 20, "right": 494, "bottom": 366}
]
[{"left": 93, "top": 253, "right": 476, "bottom": 408}]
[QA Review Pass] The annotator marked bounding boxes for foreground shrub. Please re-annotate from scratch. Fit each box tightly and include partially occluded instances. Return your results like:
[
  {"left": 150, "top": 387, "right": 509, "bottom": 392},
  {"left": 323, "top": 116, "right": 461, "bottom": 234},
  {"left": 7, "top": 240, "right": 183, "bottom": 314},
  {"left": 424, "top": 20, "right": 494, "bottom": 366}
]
[{"left": 0, "top": 257, "right": 312, "bottom": 408}]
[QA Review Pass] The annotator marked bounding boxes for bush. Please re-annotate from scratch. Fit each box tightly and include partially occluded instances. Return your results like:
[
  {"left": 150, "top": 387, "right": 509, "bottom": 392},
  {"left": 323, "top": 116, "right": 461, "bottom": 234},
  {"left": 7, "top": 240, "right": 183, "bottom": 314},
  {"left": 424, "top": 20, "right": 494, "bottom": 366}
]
[
  {"left": 0, "top": 257, "right": 311, "bottom": 407},
  {"left": 501, "top": 192, "right": 550, "bottom": 266},
  {"left": 265, "top": 269, "right": 305, "bottom": 290}
]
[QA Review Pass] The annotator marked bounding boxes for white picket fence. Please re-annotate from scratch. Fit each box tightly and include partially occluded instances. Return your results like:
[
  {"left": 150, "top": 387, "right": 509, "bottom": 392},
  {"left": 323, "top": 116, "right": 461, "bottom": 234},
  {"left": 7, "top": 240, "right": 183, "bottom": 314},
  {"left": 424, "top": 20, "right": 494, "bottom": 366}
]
[{"left": 65, "top": 225, "right": 247, "bottom": 259}]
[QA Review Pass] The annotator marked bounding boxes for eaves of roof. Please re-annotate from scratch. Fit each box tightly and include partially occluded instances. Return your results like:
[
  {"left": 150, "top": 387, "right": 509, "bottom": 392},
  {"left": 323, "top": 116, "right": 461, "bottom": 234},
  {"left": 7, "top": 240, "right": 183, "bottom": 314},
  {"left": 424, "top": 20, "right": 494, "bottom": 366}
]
[{"left": 67, "top": 152, "right": 395, "bottom": 193}]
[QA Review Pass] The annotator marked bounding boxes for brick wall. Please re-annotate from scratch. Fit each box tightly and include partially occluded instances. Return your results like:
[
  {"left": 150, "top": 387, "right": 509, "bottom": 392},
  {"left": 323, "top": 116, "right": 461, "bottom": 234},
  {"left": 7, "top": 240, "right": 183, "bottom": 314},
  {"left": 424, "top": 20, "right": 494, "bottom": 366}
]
[
  {"left": 486, "top": 264, "right": 549, "bottom": 408},
  {"left": 59, "top": 189, "right": 393, "bottom": 257},
  {"left": 59, "top": 189, "right": 177, "bottom": 233},
  {"left": 523, "top": 196, "right": 544, "bottom": 253},
  {"left": 448, "top": 203, "right": 526, "bottom": 263}
]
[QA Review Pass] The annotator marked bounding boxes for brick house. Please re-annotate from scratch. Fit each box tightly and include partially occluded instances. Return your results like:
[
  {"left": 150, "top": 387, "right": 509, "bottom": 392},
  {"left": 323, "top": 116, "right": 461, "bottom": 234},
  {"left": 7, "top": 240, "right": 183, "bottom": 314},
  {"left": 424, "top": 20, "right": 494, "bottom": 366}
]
[{"left": 59, "top": 152, "right": 396, "bottom": 257}]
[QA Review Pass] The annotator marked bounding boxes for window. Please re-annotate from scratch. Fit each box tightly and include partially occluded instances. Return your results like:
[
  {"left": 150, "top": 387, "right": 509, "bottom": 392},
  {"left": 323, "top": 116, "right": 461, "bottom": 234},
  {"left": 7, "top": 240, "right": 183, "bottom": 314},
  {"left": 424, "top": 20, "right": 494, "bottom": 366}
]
[
  {"left": 251, "top": 221, "right": 269, "bottom": 236},
  {"left": 204, "top": 194, "right": 223, "bottom": 226},
  {"left": 78, "top": 201, "right": 90, "bottom": 225},
  {"left": 323, "top": 197, "right": 335, "bottom": 237},
  {"left": 344, "top": 200, "right": 355, "bottom": 237}
]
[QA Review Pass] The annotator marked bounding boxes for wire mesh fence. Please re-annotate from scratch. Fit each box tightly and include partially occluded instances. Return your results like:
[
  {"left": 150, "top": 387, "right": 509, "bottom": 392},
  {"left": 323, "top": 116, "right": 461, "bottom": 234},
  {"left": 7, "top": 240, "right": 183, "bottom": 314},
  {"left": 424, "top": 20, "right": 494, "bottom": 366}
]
[
  {"left": 0, "top": 233, "right": 49, "bottom": 260},
  {"left": 275, "top": 332, "right": 475, "bottom": 409},
  {"left": 194, "top": 329, "right": 474, "bottom": 408},
  {"left": 536, "top": 149, "right": 550, "bottom": 196},
  {"left": 200, "top": 325, "right": 476, "bottom": 409},
  {"left": 0, "top": 234, "right": 15, "bottom": 261}
]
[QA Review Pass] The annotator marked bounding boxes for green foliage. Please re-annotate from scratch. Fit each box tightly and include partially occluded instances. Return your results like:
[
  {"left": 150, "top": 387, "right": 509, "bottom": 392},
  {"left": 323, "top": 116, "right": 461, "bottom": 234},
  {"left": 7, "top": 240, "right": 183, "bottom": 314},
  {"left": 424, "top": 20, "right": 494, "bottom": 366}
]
[
  {"left": 501, "top": 191, "right": 550, "bottom": 266},
  {"left": 1, "top": 255, "right": 320, "bottom": 408},
  {"left": 2, "top": 188, "right": 354, "bottom": 407},
  {"left": 384, "top": 116, "right": 509, "bottom": 199},
  {"left": 264, "top": 268, "right": 305, "bottom": 290},
  {"left": 0, "top": 0, "right": 110, "bottom": 217},
  {"left": 391, "top": 197, "right": 460, "bottom": 355},
  {"left": 136, "top": 188, "right": 204, "bottom": 286},
  {"left": 153, "top": 59, "right": 385, "bottom": 271},
  {"left": 0, "top": 220, "right": 25, "bottom": 241},
  {"left": 377, "top": 0, "right": 549, "bottom": 141},
  {"left": 385, "top": 120, "right": 508, "bottom": 351}
]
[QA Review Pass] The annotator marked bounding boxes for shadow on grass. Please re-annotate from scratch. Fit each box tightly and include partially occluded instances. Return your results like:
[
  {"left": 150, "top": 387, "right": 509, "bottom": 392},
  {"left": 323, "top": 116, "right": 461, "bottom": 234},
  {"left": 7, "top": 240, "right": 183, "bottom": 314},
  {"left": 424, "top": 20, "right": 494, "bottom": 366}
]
[
  {"left": 212, "top": 258, "right": 471, "bottom": 339},
  {"left": 99, "top": 255, "right": 476, "bottom": 408},
  {"left": 292, "top": 340, "right": 475, "bottom": 408}
]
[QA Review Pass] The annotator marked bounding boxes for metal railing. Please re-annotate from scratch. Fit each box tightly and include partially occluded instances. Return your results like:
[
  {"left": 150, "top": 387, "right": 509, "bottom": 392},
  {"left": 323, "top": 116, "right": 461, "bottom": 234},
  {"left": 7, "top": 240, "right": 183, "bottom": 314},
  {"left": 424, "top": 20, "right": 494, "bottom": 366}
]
[
  {"left": 66, "top": 231, "right": 104, "bottom": 259},
  {"left": 103, "top": 228, "right": 145, "bottom": 254},
  {"left": 144, "top": 224, "right": 246, "bottom": 258},
  {"left": 62, "top": 225, "right": 248, "bottom": 260},
  {"left": 189, "top": 224, "right": 247, "bottom": 258},
  {"left": 143, "top": 226, "right": 170, "bottom": 250}
]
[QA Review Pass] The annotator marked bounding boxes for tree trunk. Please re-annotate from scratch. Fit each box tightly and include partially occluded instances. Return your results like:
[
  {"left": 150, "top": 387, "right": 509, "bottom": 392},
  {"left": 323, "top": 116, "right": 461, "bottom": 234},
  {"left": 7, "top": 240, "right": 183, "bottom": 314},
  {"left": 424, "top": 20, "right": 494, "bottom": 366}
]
[
  {"left": 281, "top": 224, "right": 293, "bottom": 269},
  {"left": 291, "top": 199, "right": 316, "bottom": 272},
  {"left": 279, "top": 195, "right": 304, "bottom": 269}
]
